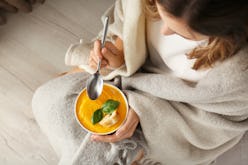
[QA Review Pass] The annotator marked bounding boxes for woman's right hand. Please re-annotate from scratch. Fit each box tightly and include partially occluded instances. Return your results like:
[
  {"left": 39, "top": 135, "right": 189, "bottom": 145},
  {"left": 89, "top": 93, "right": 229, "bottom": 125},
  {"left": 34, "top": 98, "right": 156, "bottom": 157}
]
[{"left": 88, "top": 38, "right": 124, "bottom": 70}]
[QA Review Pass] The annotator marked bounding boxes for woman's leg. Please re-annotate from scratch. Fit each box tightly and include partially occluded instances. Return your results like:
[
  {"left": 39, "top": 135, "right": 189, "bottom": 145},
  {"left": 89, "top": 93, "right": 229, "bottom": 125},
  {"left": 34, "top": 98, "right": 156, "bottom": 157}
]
[
  {"left": 32, "top": 72, "right": 148, "bottom": 165},
  {"left": 32, "top": 72, "right": 89, "bottom": 158}
]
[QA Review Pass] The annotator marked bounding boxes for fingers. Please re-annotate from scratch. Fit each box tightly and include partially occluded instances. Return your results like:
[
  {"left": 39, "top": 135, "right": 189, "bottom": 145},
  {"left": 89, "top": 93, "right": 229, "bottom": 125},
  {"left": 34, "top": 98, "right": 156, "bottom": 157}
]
[
  {"left": 101, "top": 47, "right": 115, "bottom": 62},
  {"left": 89, "top": 50, "right": 107, "bottom": 70},
  {"left": 115, "top": 109, "right": 139, "bottom": 137},
  {"left": 6, "top": 0, "right": 32, "bottom": 12},
  {"left": 90, "top": 50, "right": 100, "bottom": 64},
  {"left": 116, "top": 109, "right": 139, "bottom": 137},
  {"left": 105, "top": 41, "right": 121, "bottom": 55},
  {"left": 89, "top": 40, "right": 124, "bottom": 70},
  {"left": 94, "top": 40, "right": 103, "bottom": 59},
  {"left": 91, "top": 109, "right": 139, "bottom": 143},
  {"left": 91, "top": 120, "right": 137, "bottom": 143},
  {"left": 89, "top": 40, "right": 108, "bottom": 69},
  {"left": 88, "top": 52, "right": 98, "bottom": 69},
  {"left": 0, "top": 1, "right": 17, "bottom": 12},
  {"left": 101, "top": 41, "right": 120, "bottom": 61},
  {"left": 101, "top": 41, "right": 124, "bottom": 68}
]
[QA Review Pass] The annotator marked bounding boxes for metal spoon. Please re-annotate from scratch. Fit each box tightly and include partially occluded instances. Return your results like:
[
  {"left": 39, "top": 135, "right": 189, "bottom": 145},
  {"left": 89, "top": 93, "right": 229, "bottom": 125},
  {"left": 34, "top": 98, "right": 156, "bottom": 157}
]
[{"left": 86, "top": 16, "right": 109, "bottom": 100}]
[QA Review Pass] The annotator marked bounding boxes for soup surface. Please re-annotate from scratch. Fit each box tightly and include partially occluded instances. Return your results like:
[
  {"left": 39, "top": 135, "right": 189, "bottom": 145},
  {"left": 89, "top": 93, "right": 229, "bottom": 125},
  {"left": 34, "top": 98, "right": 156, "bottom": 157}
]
[{"left": 76, "top": 84, "right": 128, "bottom": 134}]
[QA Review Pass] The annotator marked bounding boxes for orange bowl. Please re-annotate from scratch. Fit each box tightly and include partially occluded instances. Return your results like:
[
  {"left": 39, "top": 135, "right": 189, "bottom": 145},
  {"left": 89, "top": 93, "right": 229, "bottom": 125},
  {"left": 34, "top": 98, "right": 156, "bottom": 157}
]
[{"left": 75, "top": 83, "right": 128, "bottom": 135}]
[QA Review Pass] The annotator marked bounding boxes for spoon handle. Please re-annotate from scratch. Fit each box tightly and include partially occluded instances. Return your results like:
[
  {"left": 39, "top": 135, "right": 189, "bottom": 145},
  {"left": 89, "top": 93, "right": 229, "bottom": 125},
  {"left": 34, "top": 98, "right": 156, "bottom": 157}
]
[
  {"left": 101, "top": 16, "right": 109, "bottom": 48},
  {"left": 97, "top": 16, "right": 109, "bottom": 72}
]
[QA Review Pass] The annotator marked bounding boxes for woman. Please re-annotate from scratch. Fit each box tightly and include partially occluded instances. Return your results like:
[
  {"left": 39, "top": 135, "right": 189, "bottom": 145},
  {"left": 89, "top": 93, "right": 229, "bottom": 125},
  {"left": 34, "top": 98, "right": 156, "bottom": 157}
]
[{"left": 32, "top": 0, "right": 248, "bottom": 164}]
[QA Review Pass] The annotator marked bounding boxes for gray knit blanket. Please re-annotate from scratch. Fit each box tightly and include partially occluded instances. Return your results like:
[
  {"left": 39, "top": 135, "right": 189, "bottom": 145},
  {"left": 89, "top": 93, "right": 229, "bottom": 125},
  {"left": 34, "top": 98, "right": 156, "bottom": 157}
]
[
  {"left": 32, "top": 73, "right": 153, "bottom": 165},
  {"left": 32, "top": 46, "right": 248, "bottom": 165}
]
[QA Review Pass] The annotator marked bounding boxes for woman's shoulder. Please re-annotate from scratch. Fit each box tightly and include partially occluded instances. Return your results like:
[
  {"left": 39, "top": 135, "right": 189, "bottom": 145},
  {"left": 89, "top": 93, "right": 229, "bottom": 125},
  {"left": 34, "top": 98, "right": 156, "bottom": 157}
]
[
  {"left": 201, "top": 44, "right": 248, "bottom": 89},
  {"left": 213, "top": 44, "right": 248, "bottom": 72},
  {"left": 227, "top": 45, "right": 248, "bottom": 71}
]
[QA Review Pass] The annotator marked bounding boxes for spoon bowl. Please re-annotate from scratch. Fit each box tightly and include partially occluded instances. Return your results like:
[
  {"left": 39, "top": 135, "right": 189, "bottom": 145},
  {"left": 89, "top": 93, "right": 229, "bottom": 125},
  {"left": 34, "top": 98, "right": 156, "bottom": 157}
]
[
  {"left": 86, "top": 70, "right": 103, "bottom": 100},
  {"left": 75, "top": 83, "right": 129, "bottom": 135}
]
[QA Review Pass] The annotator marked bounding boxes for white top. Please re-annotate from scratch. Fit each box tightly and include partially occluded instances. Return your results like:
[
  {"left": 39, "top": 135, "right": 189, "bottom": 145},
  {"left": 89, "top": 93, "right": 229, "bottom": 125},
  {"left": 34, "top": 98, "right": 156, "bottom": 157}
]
[{"left": 147, "top": 20, "right": 210, "bottom": 82}]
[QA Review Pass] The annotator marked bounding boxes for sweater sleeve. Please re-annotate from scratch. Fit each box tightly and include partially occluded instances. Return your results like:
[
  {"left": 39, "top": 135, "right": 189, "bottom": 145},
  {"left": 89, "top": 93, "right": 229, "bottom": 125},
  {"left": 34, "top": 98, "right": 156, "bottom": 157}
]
[
  {"left": 65, "top": 0, "right": 147, "bottom": 80},
  {"left": 64, "top": 0, "right": 125, "bottom": 77},
  {"left": 120, "top": 47, "right": 248, "bottom": 164}
]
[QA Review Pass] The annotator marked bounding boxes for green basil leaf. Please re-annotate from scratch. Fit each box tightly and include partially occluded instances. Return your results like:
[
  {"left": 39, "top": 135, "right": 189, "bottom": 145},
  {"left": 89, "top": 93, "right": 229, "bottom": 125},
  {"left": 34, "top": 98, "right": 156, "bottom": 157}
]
[
  {"left": 102, "top": 99, "right": 120, "bottom": 114},
  {"left": 91, "top": 109, "right": 103, "bottom": 124}
]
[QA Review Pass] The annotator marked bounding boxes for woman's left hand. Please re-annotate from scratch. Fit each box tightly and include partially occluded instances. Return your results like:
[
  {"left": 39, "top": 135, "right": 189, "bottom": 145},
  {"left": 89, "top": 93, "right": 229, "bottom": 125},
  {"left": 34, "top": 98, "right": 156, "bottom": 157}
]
[{"left": 91, "top": 108, "right": 139, "bottom": 143}]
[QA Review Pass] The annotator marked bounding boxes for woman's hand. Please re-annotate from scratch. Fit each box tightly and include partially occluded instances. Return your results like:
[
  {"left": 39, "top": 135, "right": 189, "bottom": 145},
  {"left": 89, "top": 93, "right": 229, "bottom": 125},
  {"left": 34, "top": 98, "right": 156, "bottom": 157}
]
[
  {"left": 91, "top": 108, "right": 139, "bottom": 143},
  {"left": 88, "top": 38, "right": 124, "bottom": 70}
]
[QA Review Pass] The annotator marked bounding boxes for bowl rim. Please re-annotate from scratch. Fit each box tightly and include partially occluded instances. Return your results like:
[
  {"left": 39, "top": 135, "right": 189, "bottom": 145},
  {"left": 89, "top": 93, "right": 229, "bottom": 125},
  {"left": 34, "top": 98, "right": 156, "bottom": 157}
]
[{"left": 74, "top": 83, "right": 129, "bottom": 135}]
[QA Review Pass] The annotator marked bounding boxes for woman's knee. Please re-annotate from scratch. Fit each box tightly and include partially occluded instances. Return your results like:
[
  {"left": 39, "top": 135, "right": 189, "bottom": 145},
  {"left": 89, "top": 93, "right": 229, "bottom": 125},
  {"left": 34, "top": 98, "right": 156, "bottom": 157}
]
[
  {"left": 32, "top": 76, "right": 70, "bottom": 114},
  {"left": 32, "top": 73, "right": 88, "bottom": 117},
  {"left": 32, "top": 80, "right": 58, "bottom": 118}
]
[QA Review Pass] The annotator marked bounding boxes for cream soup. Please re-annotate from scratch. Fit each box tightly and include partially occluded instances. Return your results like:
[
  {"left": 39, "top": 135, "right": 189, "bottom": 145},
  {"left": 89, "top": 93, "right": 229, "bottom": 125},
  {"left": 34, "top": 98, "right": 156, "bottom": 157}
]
[{"left": 75, "top": 84, "right": 128, "bottom": 134}]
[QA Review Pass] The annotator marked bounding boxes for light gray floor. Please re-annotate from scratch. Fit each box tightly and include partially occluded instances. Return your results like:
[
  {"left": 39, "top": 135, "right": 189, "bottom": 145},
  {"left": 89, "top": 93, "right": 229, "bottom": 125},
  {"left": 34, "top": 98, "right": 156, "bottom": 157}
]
[
  {"left": 0, "top": 0, "right": 114, "bottom": 164},
  {"left": 0, "top": 0, "right": 247, "bottom": 165}
]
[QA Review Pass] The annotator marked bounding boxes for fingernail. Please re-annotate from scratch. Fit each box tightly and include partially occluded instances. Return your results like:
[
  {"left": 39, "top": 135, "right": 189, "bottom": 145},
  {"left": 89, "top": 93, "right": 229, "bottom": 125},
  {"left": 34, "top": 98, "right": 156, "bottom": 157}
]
[{"left": 101, "top": 48, "right": 107, "bottom": 54}]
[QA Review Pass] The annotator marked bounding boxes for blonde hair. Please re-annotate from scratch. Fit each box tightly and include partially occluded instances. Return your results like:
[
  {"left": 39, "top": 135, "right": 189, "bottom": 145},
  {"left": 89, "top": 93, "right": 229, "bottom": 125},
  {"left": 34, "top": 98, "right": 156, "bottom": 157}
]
[{"left": 144, "top": 0, "right": 244, "bottom": 70}]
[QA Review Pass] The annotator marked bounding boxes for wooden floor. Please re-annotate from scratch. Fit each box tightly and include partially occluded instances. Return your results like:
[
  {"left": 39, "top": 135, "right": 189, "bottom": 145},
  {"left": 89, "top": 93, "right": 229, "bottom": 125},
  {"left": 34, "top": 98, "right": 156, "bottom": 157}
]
[
  {"left": 0, "top": 0, "right": 114, "bottom": 164},
  {"left": 0, "top": 0, "right": 247, "bottom": 165}
]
